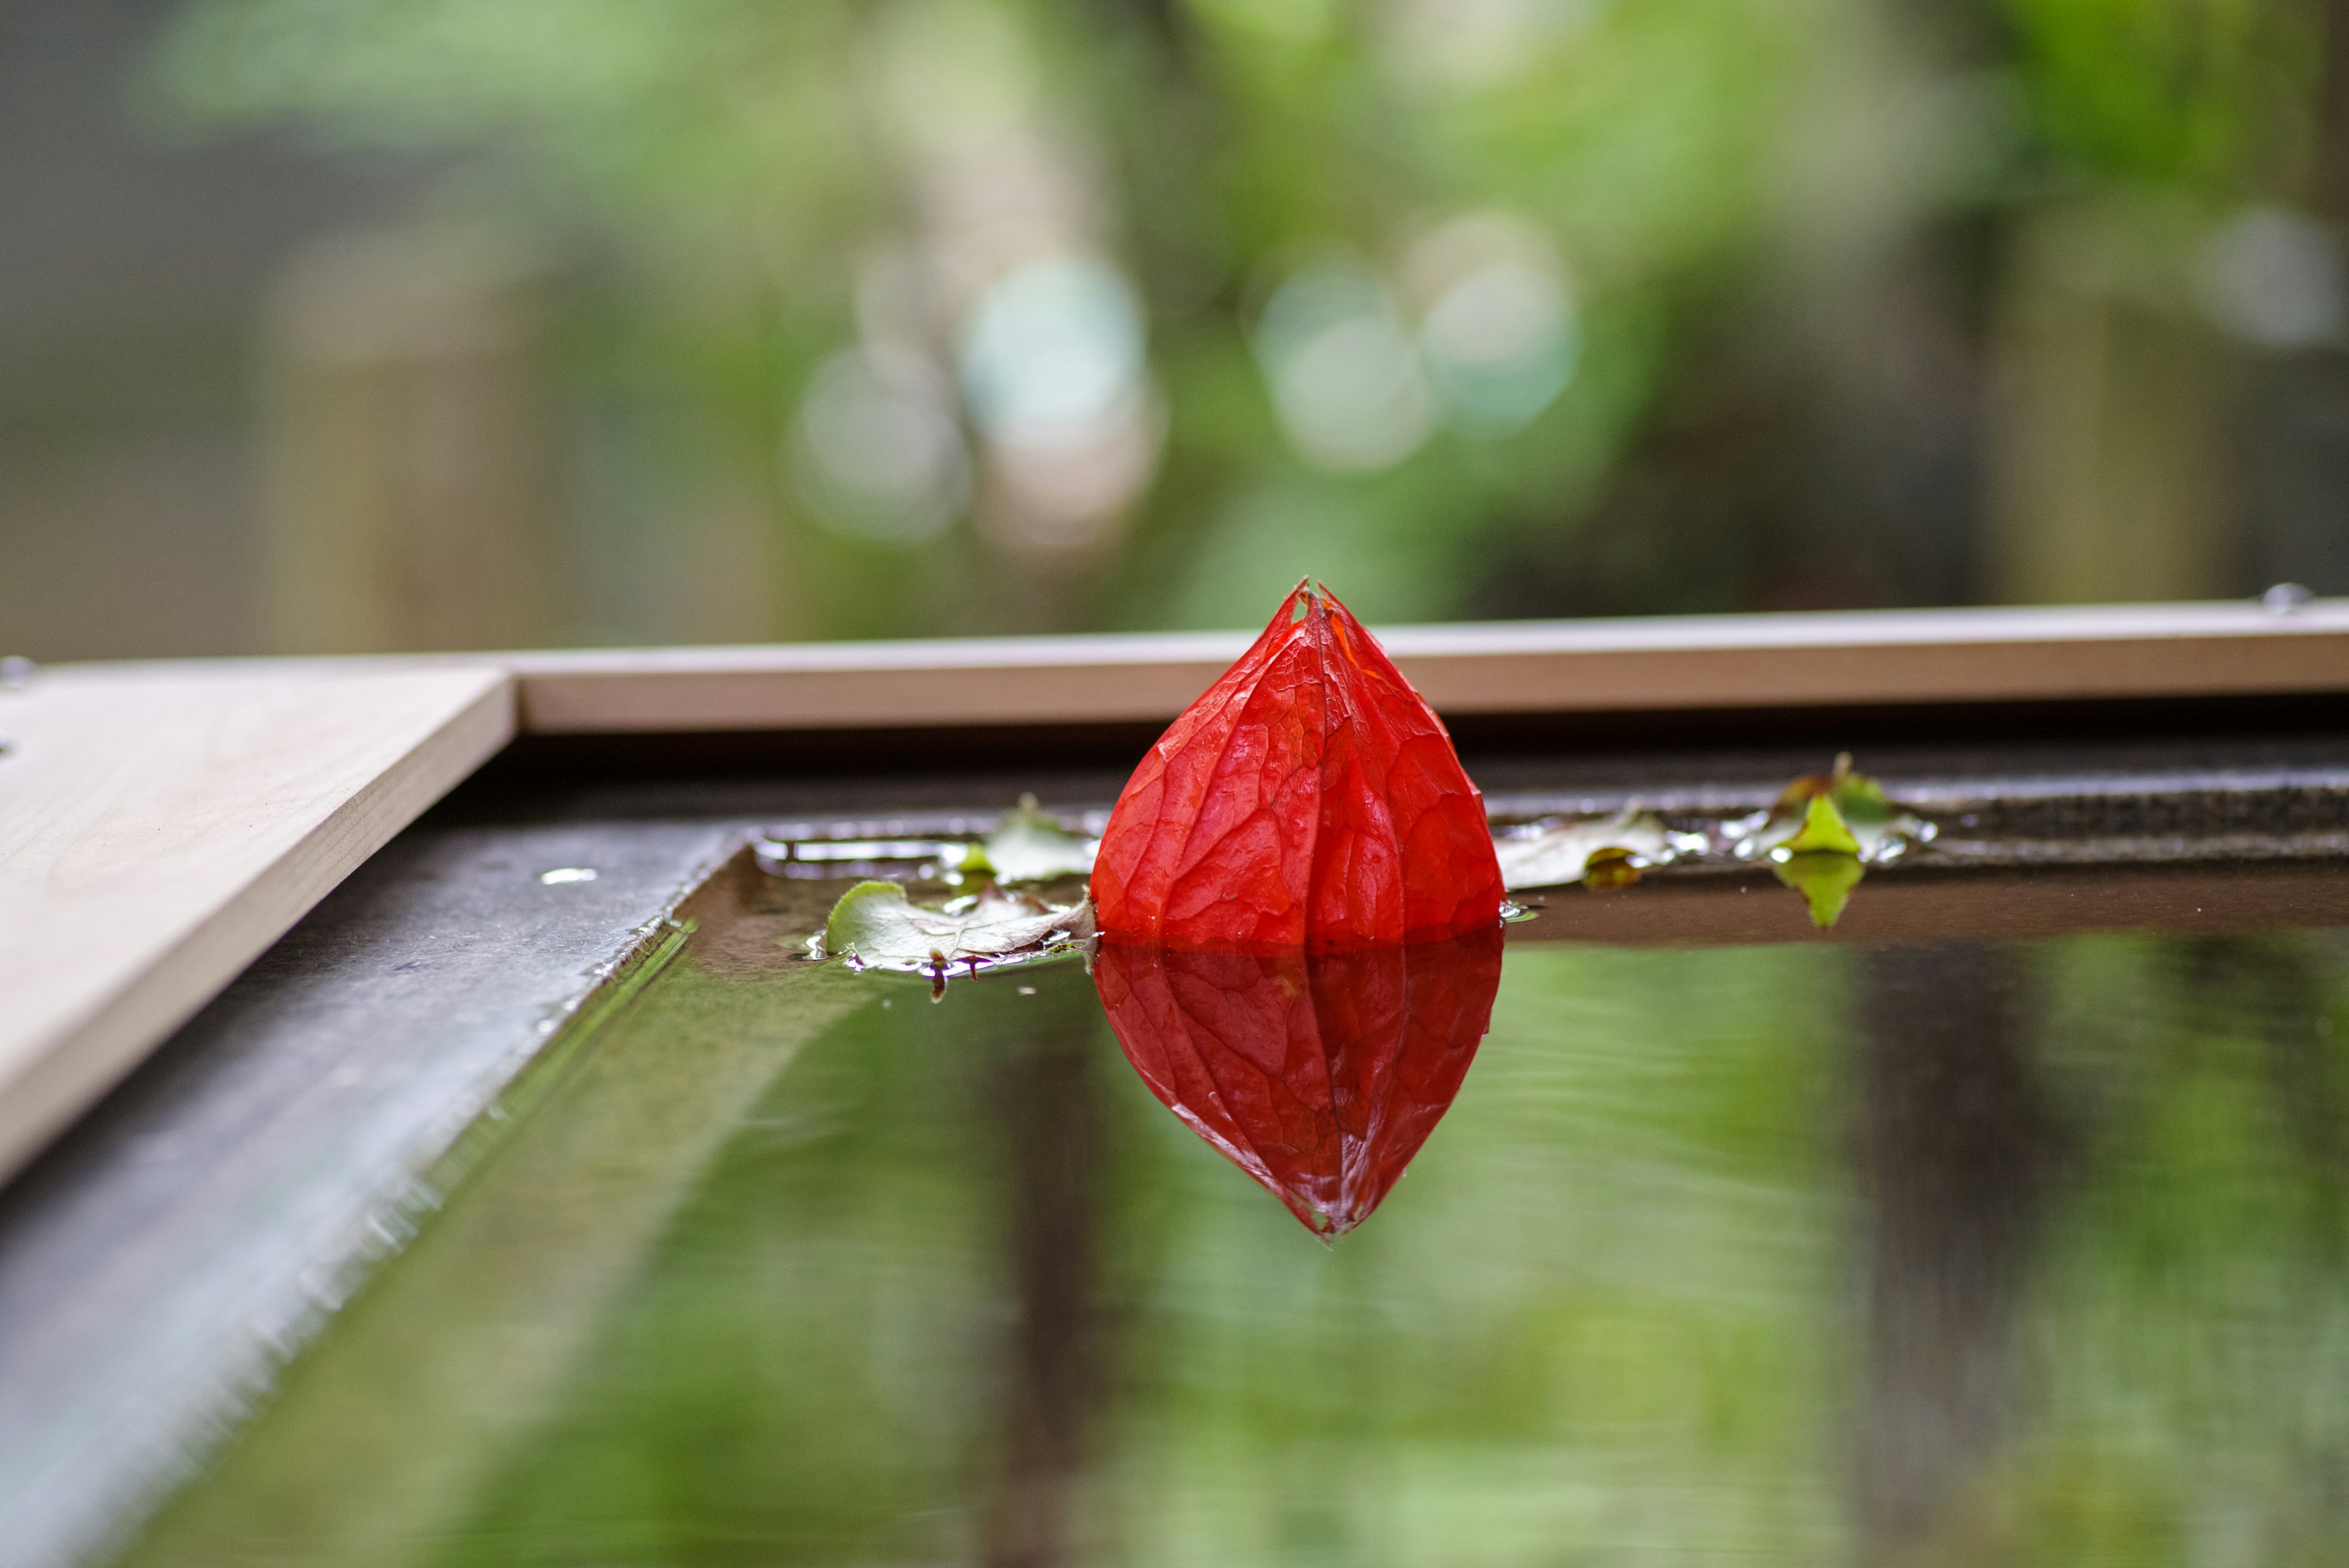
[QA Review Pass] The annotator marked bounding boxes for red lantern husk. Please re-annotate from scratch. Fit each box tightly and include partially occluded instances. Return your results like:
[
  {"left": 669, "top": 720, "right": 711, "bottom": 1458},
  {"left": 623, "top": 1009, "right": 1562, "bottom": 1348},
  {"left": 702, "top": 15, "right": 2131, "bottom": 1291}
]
[
  {"left": 1090, "top": 581, "right": 1504, "bottom": 950},
  {"left": 1093, "top": 927, "right": 1505, "bottom": 1236}
]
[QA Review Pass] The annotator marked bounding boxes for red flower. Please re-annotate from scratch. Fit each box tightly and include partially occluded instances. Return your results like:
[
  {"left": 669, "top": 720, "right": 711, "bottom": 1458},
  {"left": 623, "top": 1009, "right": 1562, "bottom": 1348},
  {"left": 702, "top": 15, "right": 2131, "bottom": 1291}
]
[
  {"left": 1093, "top": 927, "right": 1504, "bottom": 1236},
  {"left": 1090, "top": 582, "right": 1504, "bottom": 949}
]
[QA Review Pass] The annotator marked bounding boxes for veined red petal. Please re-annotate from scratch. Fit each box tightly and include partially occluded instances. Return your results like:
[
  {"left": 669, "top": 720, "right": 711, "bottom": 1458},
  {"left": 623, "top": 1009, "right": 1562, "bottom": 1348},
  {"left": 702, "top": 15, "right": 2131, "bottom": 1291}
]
[{"left": 1091, "top": 582, "right": 1503, "bottom": 949}]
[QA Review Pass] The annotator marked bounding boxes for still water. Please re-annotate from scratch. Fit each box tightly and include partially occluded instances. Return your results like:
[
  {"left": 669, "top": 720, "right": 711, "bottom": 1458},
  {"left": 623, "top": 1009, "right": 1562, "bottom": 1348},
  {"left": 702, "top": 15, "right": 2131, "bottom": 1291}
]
[{"left": 118, "top": 896, "right": 2349, "bottom": 1567}]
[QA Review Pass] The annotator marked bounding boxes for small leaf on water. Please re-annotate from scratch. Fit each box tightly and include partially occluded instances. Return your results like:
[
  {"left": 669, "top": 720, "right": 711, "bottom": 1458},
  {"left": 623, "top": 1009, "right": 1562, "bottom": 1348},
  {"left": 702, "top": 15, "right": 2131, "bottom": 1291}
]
[
  {"left": 1729, "top": 754, "right": 1934, "bottom": 865},
  {"left": 1773, "top": 851, "right": 1866, "bottom": 929},
  {"left": 1493, "top": 809, "right": 1705, "bottom": 891},
  {"left": 969, "top": 793, "right": 1099, "bottom": 882},
  {"left": 1781, "top": 792, "right": 1862, "bottom": 856},
  {"left": 815, "top": 880, "right": 1094, "bottom": 978},
  {"left": 1727, "top": 756, "right": 1935, "bottom": 930},
  {"left": 1581, "top": 846, "right": 1642, "bottom": 891}
]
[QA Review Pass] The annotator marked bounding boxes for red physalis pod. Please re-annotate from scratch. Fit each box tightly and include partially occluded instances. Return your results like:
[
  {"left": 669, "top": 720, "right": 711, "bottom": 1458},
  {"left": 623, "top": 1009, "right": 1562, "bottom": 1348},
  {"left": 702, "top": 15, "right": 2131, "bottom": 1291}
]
[
  {"left": 1091, "top": 581, "right": 1504, "bottom": 949},
  {"left": 1093, "top": 927, "right": 1504, "bottom": 1236}
]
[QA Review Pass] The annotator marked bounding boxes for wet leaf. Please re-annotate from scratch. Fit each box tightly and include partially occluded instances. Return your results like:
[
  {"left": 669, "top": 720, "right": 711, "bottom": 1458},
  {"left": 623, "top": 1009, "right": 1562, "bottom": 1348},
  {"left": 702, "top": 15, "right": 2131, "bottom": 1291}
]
[
  {"left": 1093, "top": 926, "right": 1505, "bottom": 1238},
  {"left": 1729, "top": 752, "right": 1932, "bottom": 864},
  {"left": 1493, "top": 809, "right": 1707, "bottom": 891},
  {"left": 1091, "top": 581, "right": 1504, "bottom": 949},
  {"left": 1727, "top": 755, "right": 1933, "bottom": 930},
  {"left": 1773, "top": 851, "right": 1866, "bottom": 929},
  {"left": 966, "top": 793, "right": 1098, "bottom": 883},
  {"left": 813, "top": 880, "right": 1094, "bottom": 977},
  {"left": 1581, "top": 847, "right": 1641, "bottom": 891},
  {"left": 1780, "top": 792, "right": 1861, "bottom": 856}
]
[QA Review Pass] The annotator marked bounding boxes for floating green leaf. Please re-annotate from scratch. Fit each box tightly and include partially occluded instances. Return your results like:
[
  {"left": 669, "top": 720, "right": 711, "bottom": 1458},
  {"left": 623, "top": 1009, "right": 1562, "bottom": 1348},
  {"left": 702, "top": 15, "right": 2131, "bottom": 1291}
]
[
  {"left": 1494, "top": 810, "right": 1706, "bottom": 892},
  {"left": 1773, "top": 851, "right": 1866, "bottom": 929},
  {"left": 1729, "top": 755, "right": 1935, "bottom": 930},
  {"left": 1779, "top": 792, "right": 1861, "bottom": 856},
  {"left": 1729, "top": 753, "right": 1933, "bottom": 866},
  {"left": 812, "top": 880, "right": 1094, "bottom": 986},
  {"left": 967, "top": 793, "right": 1097, "bottom": 883}
]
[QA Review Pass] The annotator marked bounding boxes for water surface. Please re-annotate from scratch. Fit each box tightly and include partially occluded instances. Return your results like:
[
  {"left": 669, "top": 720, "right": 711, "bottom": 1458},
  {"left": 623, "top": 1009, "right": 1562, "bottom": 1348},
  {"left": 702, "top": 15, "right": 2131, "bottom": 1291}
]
[{"left": 119, "top": 878, "right": 2349, "bottom": 1566}]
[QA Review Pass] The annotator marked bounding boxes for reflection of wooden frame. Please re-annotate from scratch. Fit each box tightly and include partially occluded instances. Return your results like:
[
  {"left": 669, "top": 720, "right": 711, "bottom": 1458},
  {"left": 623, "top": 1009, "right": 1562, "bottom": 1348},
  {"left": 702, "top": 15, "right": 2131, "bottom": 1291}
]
[{"left": 7, "top": 597, "right": 2347, "bottom": 1179}]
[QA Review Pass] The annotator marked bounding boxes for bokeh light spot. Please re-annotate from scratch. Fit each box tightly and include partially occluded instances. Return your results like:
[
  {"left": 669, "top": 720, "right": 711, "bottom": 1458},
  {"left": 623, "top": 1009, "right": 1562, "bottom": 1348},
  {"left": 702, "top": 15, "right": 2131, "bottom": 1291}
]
[
  {"left": 958, "top": 255, "right": 1148, "bottom": 449},
  {"left": 1422, "top": 258, "right": 1577, "bottom": 436},
  {"left": 2199, "top": 207, "right": 2345, "bottom": 351},
  {"left": 792, "top": 346, "right": 970, "bottom": 545},
  {"left": 1255, "top": 264, "right": 1433, "bottom": 473}
]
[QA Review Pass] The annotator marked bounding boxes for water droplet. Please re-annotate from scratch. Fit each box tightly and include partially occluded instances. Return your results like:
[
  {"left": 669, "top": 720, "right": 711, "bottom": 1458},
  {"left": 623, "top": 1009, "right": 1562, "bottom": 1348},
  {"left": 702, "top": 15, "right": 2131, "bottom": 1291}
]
[
  {"left": 2263, "top": 582, "right": 2314, "bottom": 614},
  {"left": 539, "top": 868, "right": 599, "bottom": 885},
  {"left": 0, "top": 656, "right": 32, "bottom": 689}
]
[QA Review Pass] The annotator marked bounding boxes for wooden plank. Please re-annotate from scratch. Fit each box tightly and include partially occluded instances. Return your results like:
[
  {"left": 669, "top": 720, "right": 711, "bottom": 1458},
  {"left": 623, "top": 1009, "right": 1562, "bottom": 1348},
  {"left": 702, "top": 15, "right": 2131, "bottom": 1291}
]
[
  {"left": 0, "top": 664, "right": 514, "bottom": 1181},
  {"left": 502, "top": 598, "right": 2349, "bottom": 734}
]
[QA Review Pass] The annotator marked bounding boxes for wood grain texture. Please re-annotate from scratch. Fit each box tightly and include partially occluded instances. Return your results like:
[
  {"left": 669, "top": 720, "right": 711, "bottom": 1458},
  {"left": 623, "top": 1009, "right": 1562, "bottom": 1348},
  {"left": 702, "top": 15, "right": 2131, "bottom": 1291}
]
[
  {"left": 500, "top": 599, "right": 2349, "bottom": 734},
  {"left": 0, "top": 664, "right": 514, "bottom": 1180}
]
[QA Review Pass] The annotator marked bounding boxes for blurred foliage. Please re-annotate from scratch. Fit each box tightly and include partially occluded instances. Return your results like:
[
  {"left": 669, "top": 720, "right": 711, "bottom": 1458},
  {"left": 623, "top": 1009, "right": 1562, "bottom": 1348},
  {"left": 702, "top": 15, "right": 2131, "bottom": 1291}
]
[
  {"left": 152, "top": 0, "right": 2339, "bottom": 639},
  {"left": 1999, "top": 0, "right": 2320, "bottom": 189}
]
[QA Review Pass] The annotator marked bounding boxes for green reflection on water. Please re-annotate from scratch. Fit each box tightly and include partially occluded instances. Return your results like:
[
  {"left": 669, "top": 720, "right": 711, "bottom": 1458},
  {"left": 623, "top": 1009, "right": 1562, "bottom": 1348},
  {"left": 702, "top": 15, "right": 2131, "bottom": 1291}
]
[{"left": 118, "top": 932, "right": 2349, "bottom": 1567}]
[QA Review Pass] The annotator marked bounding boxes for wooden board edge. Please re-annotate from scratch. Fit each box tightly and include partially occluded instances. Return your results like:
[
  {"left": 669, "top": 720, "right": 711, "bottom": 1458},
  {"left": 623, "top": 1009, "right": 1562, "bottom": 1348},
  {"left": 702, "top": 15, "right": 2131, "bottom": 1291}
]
[
  {"left": 0, "top": 672, "right": 517, "bottom": 1183},
  {"left": 45, "top": 600, "right": 2349, "bottom": 735},
  {"left": 500, "top": 600, "right": 2349, "bottom": 733}
]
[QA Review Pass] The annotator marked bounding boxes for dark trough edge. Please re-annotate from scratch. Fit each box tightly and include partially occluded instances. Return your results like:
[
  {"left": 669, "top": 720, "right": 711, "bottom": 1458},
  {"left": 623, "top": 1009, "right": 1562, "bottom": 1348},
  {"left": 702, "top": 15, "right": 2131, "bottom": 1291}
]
[
  {"left": 0, "top": 811, "right": 745, "bottom": 1568},
  {"left": 0, "top": 756, "right": 1145, "bottom": 1568}
]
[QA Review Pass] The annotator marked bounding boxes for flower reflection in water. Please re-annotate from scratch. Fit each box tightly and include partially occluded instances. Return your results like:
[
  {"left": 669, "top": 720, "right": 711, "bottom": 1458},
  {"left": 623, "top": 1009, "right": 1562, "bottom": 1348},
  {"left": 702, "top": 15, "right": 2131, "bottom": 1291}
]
[{"left": 1093, "top": 926, "right": 1504, "bottom": 1238}]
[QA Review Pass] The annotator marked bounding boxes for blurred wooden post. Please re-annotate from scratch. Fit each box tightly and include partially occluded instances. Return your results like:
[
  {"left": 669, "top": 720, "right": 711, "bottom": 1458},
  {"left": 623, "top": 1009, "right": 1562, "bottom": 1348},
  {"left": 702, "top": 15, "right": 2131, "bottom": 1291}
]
[
  {"left": 2321, "top": 0, "right": 2349, "bottom": 224},
  {"left": 1989, "top": 202, "right": 2236, "bottom": 605},
  {"left": 262, "top": 223, "right": 560, "bottom": 653}
]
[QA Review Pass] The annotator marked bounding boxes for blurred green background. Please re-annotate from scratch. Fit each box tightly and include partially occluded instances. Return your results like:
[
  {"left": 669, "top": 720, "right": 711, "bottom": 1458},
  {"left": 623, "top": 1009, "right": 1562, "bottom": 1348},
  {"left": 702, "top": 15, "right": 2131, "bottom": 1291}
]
[{"left": 4, "top": 0, "right": 2345, "bottom": 659}]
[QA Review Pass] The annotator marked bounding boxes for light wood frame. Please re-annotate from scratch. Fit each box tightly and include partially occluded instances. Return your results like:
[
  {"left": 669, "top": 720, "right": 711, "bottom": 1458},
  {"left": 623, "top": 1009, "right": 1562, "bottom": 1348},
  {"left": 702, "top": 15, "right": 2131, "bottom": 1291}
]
[{"left": 6, "top": 596, "right": 2346, "bottom": 1181}]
